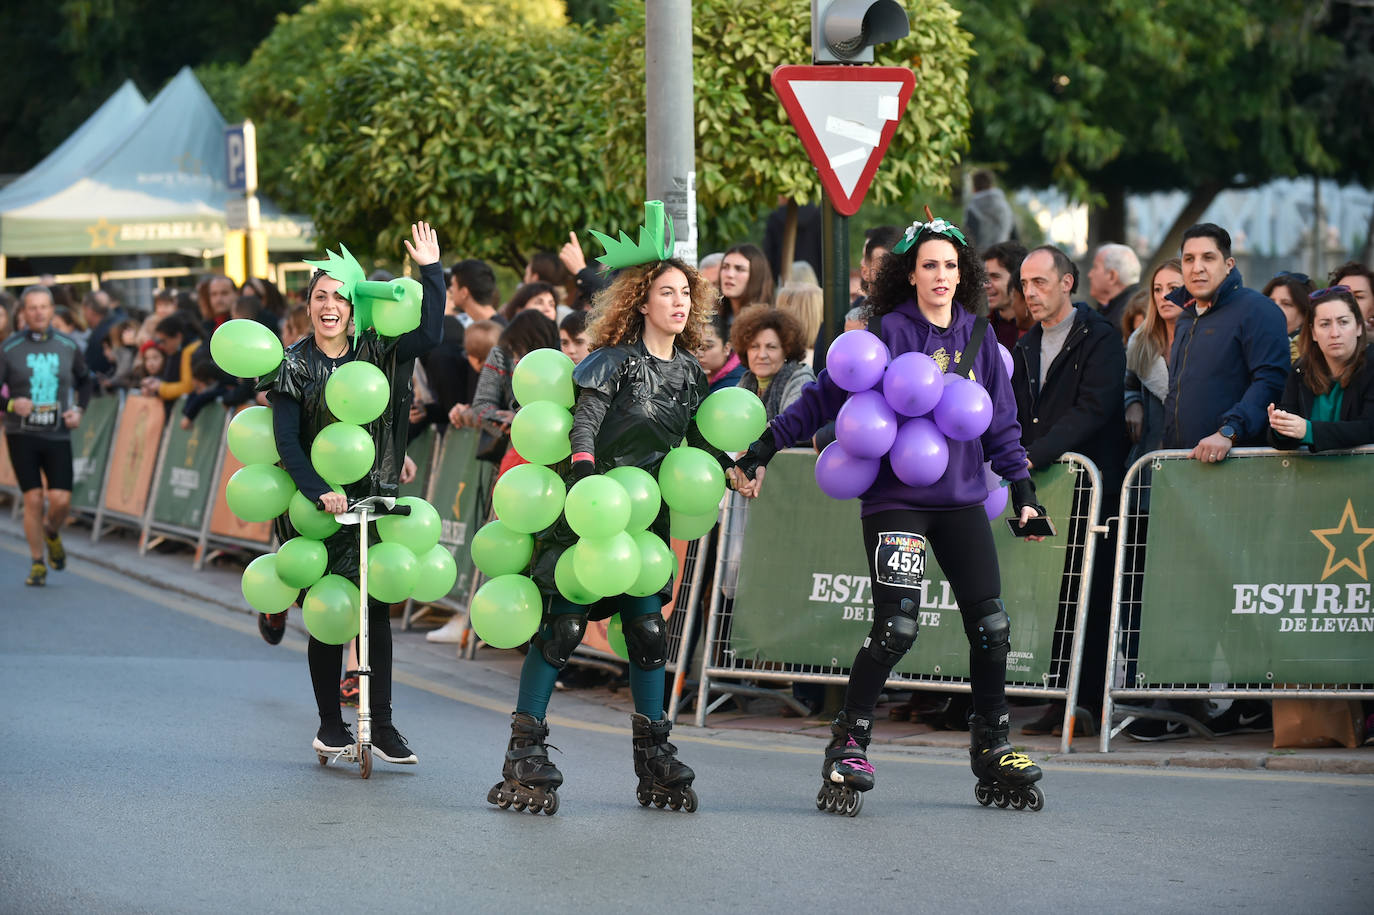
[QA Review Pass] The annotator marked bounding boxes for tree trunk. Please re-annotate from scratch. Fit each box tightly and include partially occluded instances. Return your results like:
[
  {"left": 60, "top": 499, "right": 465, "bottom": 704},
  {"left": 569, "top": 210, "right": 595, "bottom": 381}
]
[
  {"left": 1147, "top": 182, "right": 1224, "bottom": 267},
  {"left": 1088, "top": 184, "right": 1127, "bottom": 252},
  {"left": 779, "top": 198, "right": 798, "bottom": 286}
]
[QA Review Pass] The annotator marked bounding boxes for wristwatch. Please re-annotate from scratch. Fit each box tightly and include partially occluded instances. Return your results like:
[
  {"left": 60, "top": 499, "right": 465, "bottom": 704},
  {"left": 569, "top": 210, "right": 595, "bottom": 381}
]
[{"left": 1218, "top": 424, "right": 1238, "bottom": 443}]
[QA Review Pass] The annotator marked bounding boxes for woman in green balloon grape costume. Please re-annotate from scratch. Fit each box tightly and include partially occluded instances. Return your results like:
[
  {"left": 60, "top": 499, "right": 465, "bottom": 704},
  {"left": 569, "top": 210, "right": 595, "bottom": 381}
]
[
  {"left": 488, "top": 205, "right": 734, "bottom": 815},
  {"left": 262, "top": 222, "right": 444, "bottom": 765}
]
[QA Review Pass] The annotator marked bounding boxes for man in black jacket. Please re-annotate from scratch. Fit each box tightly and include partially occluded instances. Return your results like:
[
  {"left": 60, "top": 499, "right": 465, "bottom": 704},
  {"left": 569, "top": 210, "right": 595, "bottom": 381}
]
[{"left": 1010, "top": 245, "right": 1127, "bottom": 735}]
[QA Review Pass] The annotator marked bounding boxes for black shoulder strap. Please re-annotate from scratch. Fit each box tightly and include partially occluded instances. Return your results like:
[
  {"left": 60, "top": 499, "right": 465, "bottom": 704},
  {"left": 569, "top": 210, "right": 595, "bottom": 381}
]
[{"left": 952, "top": 316, "right": 989, "bottom": 380}]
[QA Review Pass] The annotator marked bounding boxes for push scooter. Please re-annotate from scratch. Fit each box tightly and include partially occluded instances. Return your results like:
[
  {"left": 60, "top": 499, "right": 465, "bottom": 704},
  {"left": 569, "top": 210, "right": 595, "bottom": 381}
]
[{"left": 315, "top": 495, "right": 410, "bottom": 779}]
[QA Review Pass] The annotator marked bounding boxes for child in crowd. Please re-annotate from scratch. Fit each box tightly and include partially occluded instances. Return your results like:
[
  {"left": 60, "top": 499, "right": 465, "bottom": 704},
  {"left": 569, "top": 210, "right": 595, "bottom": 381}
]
[
  {"left": 132, "top": 341, "right": 165, "bottom": 388},
  {"left": 559, "top": 311, "right": 590, "bottom": 365},
  {"left": 693, "top": 321, "right": 743, "bottom": 393},
  {"left": 101, "top": 319, "right": 141, "bottom": 390}
]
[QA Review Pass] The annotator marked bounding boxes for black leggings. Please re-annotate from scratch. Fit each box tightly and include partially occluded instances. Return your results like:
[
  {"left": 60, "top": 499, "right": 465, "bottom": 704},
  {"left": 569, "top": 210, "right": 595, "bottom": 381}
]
[
  {"left": 844, "top": 506, "right": 1008, "bottom": 721},
  {"left": 308, "top": 597, "right": 393, "bottom": 727}
]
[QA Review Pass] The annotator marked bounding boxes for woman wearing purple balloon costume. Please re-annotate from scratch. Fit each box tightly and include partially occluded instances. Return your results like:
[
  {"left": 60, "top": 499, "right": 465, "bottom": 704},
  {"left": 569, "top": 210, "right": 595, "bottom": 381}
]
[{"left": 732, "top": 216, "right": 1047, "bottom": 814}]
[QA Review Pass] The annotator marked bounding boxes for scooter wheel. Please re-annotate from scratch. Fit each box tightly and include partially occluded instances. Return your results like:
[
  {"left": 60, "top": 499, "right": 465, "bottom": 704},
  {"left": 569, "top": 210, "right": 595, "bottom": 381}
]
[
  {"left": 317, "top": 753, "right": 328, "bottom": 766},
  {"left": 359, "top": 746, "right": 372, "bottom": 779}
]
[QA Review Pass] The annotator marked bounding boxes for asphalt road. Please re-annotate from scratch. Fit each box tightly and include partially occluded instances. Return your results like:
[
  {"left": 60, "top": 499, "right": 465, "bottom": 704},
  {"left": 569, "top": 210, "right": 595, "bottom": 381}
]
[{"left": 1, "top": 542, "right": 1370, "bottom": 914}]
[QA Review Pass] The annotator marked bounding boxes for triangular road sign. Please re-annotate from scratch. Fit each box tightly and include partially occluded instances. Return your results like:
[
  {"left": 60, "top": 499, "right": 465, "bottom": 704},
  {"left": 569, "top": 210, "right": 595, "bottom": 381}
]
[{"left": 771, "top": 65, "right": 915, "bottom": 216}]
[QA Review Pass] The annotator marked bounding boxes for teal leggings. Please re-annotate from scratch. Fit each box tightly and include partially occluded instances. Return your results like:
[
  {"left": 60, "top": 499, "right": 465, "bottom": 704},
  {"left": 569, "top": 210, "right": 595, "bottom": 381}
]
[{"left": 516, "top": 594, "right": 666, "bottom": 720}]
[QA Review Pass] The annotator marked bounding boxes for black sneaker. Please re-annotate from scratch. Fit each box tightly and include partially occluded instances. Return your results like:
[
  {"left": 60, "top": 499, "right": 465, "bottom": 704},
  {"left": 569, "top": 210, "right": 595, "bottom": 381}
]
[
  {"left": 372, "top": 723, "right": 418, "bottom": 764},
  {"left": 258, "top": 611, "right": 286, "bottom": 646},
  {"left": 1207, "top": 702, "right": 1272, "bottom": 736},
  {"left": 44, "top": 531, "right": 66, "bottom": 570},
  {"left": 313, "top": 721, "right": 355, "bottom": 754},
  {"left": 1125, "top": 717, "right": 1189, "bottom": 742},
  {"left": 25, "top": 561, "right": 46, "bottom": 587}
]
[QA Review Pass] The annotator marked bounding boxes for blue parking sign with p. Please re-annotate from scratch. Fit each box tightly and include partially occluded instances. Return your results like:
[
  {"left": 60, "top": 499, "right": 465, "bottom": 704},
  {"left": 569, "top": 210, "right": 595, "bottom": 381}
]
[{"left": 225, "top": 126, "right": 247, "bottom": 192}]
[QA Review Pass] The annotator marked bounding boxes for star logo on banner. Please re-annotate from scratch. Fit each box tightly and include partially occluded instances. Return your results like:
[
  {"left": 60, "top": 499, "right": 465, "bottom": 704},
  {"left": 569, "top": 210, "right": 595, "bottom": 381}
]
[
  {"left": 86, "top": 217, "right": 119, "bottom": 249},
  {"left": 1310, "top": 499, "right": 1374, "bottom": 581},
  {"left": 173, "top": 152, "right": 204, "bottom": 175}
]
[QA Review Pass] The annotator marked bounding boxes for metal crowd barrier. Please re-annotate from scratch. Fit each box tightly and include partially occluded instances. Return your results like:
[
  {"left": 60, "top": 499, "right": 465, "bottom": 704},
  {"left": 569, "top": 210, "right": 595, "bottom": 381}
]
[
  {"left": 1099, "top": 446, "right": 1374, "bottom": 751},
  {"left": 695, "top": 450, "right": 1104, "bottom": 755}
]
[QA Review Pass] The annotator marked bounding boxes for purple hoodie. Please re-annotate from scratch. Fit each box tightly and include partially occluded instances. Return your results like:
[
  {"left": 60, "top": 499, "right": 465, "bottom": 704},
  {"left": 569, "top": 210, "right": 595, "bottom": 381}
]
[{"left": 767, "top": 300, "right": 1030, "bottom": 515}]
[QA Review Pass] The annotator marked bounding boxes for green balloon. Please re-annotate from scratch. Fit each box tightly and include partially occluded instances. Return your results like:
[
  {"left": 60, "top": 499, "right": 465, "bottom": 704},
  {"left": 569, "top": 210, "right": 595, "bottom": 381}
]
[
  {"left": 376, "top": 496, "right": 441, "bottom": 555},
  {"left": 210, "top": 318, "right": 284, "bottom": 378},
  {"left": 470, "top": 520, "right": 534, "bottom": 578},
  {"left": 288, "top": 489, "right": 341, "bottom": 539},
  {"left": 606, "top": 614, "right": 629, "bottom": 660},
  {"left": 372, "top": 277, "right": 422, "bottom": 337},
  {"left": 226, "top": 405, "right": 279, "bottom": 465},
  {"left": 226, "top": 463, "right": 296, "bottom": 523},
  {"left": 669, "top": 507, "right": 718, "bottom": 541},
  {"left": 509, "top": 401, "right": 573, "bottom": 466},
  {"left": 696, "top": 387, "right": 768, "bottom": 452},
  {"left": 658, "top": 446, "right": 726, "bottom": 516},
  {"left": 491, "top": 463, "right": 566, "bottom": 534},
  {"left": 605, "top": 465, "right": 662, "bottom": 531},
  {"left": 302, "top": 574, "right": 360, "bottom": 645},
  {"left": 554, "top": 547, "right": 600, "bottom": 604},
  {"left": 411, "top": 544, "right": 458, "bottom": 602},
  {"left": 310, "top": 422, "right": 375, "bottom": 485},
  {"left": 511, "top": 348, "right": 575, "bottom": 409},
  {"left": 275, "top": 537, "right": 328, "bottom": 589},
  {"left": 573, "top": 531, "right": 640, "bottom": 597},
  {"left": 325, "top": 362, "right": 390, "bottom": 425},
  {"left": 367, "top": 541, "right": 419, "bottom": 604},
  {"left": 627, "top": 530, "right": 674, "bottom": 597},
  {"left": 469, "top": 574, "right": 543, "bottom": 649},
  {"left": 564, "top": 475, "right": 631, "bottom": 540},
  {"left": 241, "top": 554, "right": 299, "bottom": 614}
]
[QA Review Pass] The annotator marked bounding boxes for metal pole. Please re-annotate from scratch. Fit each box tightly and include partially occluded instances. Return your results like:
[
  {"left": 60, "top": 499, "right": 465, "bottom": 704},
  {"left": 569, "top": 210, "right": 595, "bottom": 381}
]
[
  {"left": 822, "top": 189, "right": 850, "bottom": 337},
  {"left": 645, "top": 0, "right": 698, "bottom": 265}
]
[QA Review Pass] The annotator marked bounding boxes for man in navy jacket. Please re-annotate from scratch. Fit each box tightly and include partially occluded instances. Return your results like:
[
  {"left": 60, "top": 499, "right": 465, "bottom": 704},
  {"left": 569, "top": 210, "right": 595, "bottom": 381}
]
[{"left": 1162, "top": 223, "right": 1289, "bottom": 462}]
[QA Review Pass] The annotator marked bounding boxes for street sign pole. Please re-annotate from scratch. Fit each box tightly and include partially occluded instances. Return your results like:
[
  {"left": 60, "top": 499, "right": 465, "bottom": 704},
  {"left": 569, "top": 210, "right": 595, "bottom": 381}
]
[{"left": 822, "top": 193, "right": 849, "bottom": 338}]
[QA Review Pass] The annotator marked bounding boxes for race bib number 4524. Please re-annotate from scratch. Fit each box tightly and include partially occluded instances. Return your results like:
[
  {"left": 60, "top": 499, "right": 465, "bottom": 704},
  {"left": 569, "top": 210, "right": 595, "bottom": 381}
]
[{"left": 874, "top": 532, "right": 927, "bottom": 589}]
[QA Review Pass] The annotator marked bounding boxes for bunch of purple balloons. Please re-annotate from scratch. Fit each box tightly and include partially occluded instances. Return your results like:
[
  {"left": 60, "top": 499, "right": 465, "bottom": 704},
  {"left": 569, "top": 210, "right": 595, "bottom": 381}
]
[{"left": 816, "top": 329, "right": 1011, "bottom": 519}]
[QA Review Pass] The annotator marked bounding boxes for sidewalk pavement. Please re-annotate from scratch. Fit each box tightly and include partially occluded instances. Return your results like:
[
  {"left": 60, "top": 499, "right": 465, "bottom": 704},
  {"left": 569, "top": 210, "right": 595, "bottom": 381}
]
[{"left": 5, "top": 506, "right": 1370, "bottom": 776}]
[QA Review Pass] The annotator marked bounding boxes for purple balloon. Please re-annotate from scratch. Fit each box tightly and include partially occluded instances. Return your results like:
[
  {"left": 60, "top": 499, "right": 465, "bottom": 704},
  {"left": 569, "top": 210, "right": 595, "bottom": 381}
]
[
  {"left": 835, "top": 390, "right": 898, "bottom": 459},
  {"left": 981, "top": 460, "right": 1001, "bottom": 492},
  {"left": 826, "top": 330, "right": 890, "bottom": 393},
  {"left": 934, "top": 377, "right": 993, "bottom": 441},
  {"left": 888, "top": 417, "right": 950, "bottom": 488},
  {"left": 815, "top": 441, "right": 881, "bottom": 500},
  {"left": 998, "top": 343, "right": 1014, "bottom": 380},
  {"left": 883, "top": 351, "right": 944, "bottom": 417},
  {"left": 984, "top": 484, "right": 1009, "bottom": 520}
]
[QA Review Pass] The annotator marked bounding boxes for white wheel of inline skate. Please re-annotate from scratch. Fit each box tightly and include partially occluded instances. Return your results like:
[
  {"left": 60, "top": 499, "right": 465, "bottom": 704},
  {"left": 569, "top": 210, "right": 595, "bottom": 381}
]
[
  {"left": 653, "top": 794, "right": 668, "bottom": 809},
  {"left": 974, "top": 783, "right": 993, "bottom": 806},
  {"left": 843, "top": 791, "right": 862, "bottom": 817},
  {"left": 1010, "top": 789, "right": 1027, "bottom": 810},
  {"left": 682, "top": 788, "right": 698, "bottom": 813},
  {"left": 542, "top": 793, "right": 559, "bottom": 816},
  {"left": 993, "top": 786, "right": 1010, "bottom": 808},
  {"left": 816, "top": 786, "right": 829, "bottom": 810},
  {"left": 512, "top": 797, "right": 528, "bottom": 812},
  {"left": 637, "top": 787, "right": 651, "bottom": 807},
  {"left": 1026, "top": 785, "right": 1044, "bottom": 811}
]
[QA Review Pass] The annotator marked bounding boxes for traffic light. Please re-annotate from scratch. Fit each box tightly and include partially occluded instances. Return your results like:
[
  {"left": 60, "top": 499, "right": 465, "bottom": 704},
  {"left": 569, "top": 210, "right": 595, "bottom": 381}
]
[{"left": 811, "top": 0, "right": 911, "bottom": 63}]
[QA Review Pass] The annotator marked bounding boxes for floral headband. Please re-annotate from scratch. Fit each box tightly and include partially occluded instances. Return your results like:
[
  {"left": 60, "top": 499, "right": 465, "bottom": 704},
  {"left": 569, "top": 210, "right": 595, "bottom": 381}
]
[{"left": 892, "top": 216, "right": 967, "bottom": 254}]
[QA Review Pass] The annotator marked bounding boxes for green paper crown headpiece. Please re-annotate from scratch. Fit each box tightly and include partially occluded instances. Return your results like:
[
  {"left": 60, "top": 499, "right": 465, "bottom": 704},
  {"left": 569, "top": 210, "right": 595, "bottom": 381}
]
[
  {"left": 589, "top": 200, "right": 676, "bottom": 270},
  {"left": 303, "top": 243, "right": 374, "bottom": 338},
  {"left": 892, "top": 216, "right": 968, "bottom": 254}
]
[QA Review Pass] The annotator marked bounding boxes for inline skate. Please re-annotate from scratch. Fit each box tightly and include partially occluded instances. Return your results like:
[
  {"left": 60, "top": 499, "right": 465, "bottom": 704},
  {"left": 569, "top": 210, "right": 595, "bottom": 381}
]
[
  {"left": 488, "top": 712, "right": 562, "bottom": 815},
  {"left": 817, "top": 711, "right": 874, "bottom": 817},
  {"left": 969, "top": 712, "right": 1044, "bottom": 811},
  {"left": 631, "top": 713, "right": 697, "bottom": 812}
]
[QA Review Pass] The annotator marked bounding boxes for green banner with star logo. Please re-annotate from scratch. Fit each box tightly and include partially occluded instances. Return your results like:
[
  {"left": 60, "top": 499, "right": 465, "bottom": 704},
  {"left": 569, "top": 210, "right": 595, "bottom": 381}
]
[{"left": 1137, "top": 453, "right": 1374, "bottom": 684}]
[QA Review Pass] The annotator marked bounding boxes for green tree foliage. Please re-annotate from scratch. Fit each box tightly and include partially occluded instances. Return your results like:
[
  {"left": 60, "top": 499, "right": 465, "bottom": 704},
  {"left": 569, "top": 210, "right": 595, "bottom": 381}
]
[
  {"left": 288, "top": 23, "right": 626, "bottom": 269},
  {"left": 237, "top": 0, "right": 566, "bottom": 213},
  {"left": 0, "top": 0, "right": 302, "bottom": 173},
  {"left": 598, "top": 0, "right": 974, "bottom": 246},
  {"left": 956, "top": 0, "right": 1337, "bottom": 251}
]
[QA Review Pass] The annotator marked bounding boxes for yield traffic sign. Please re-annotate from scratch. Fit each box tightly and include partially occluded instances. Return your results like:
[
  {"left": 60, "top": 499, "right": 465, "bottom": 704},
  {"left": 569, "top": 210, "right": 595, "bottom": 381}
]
[{"left": 771, "top": 65, "right": 915, "bottom": 216}]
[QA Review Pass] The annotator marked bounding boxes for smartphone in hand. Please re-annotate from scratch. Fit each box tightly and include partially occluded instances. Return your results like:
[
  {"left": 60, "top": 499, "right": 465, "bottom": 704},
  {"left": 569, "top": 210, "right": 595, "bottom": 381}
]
[{"left": 1007, "top": 516, "right": 1057, "bottom": 538}]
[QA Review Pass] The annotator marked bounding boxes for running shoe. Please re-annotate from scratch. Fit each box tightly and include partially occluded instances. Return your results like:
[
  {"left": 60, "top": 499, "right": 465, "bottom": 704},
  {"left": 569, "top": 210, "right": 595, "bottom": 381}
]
[
  {"left": 1124, "top": 717, "right": 1189, "bottom": 741},
  {"left": 44, "top": 531, "right": 66, "bottom": 570},
  {"left": 372, "top": 723, "right": 418, "bottom": 764},
  {"left": 25, "top": 561, "right": 47, "bottom": 587},
  {"left": 258, "top": 611, "right": 286, "bottom": 645},
  {"left": 313, "top": 721, "right": 355, "bottom": 754}
]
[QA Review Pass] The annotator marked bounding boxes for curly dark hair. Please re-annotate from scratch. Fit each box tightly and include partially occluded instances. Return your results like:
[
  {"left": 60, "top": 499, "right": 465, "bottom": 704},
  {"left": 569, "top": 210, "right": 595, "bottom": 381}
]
[
  {"left": 499, "top": 309, "right": 560, "bottom": 360},
  {"left": 730, "top": 303, "right": 806, "bottom": 364},
  {"left": 584, "top": 258, "right": 716, "bottom": 353},
  {"left": 867, "top": 228, "right": 987, "bottom": 319}
]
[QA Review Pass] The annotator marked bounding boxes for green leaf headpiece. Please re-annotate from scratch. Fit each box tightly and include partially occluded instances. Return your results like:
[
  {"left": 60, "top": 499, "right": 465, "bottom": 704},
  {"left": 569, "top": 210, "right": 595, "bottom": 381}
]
[
  {"left": 892, "top": 216, "right": 968, "bottom": 254},
  {"left": 303, "top": 243, "right": 374, "bottom": 339},
  {"left": 589, "top": 200, "right": 676, "bottom": 270}
]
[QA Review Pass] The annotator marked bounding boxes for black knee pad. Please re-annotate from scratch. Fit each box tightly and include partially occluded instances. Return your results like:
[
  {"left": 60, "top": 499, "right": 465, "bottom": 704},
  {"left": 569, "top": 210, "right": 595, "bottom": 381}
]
[
  {"left": 533, "top": 613, "right": 587, "bottom": 669},
  {"left": 622, "top": 613, "right": 667, "bottom": 671},
  {"left": 864, "top": 598, "right": 919, "bottom": 667},
  {"left": 964, "top": 599, "right": 1010, "bottom": 656}
]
